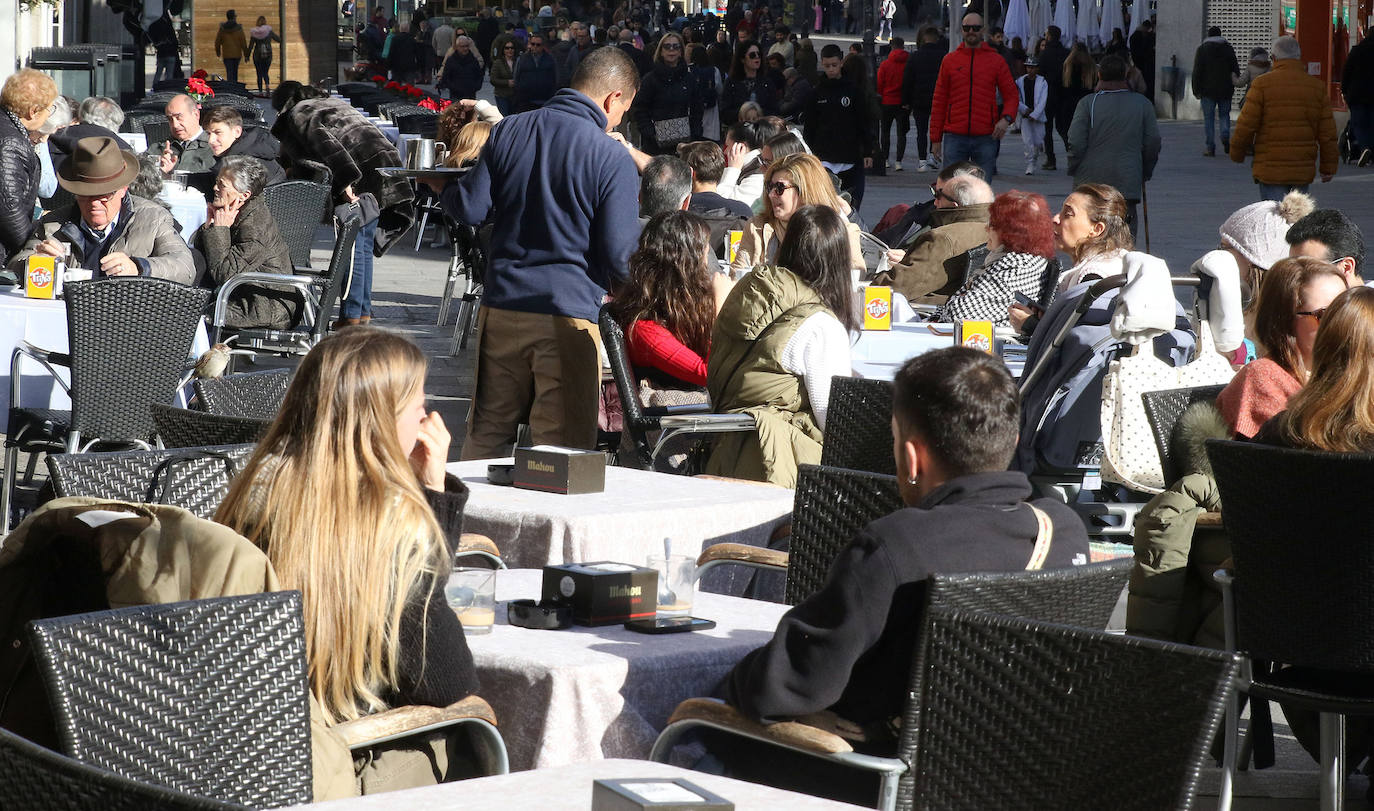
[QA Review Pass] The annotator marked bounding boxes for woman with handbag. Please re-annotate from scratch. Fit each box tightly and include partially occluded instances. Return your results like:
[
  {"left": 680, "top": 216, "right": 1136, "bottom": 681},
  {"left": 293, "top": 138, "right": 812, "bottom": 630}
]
[
  {"left": 632, "top": 31, "right": 701, "bottom": 155},
  {"left": 216, "top": 327, "right": 481, "bottom": 789}
]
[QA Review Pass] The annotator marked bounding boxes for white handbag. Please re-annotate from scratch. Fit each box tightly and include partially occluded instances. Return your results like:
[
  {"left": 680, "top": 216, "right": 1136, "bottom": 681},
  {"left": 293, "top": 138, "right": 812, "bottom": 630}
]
[{"left": 1099, "top": 320, "right": 1235, "bottom": 493}]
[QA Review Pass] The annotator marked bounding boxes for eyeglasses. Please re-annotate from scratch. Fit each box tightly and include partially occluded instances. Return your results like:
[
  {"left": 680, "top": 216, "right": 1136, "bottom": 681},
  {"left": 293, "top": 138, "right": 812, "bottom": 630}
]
[
  {"left": 962, "top": 24, "right": 983, "bottom": 32},
  {"left": 1296, "top": 307, "right": 1329, "bottom": 322},
  {"left": 766, "top": 181, "right": 796, "bottom": 196},
  {"left": 504, "top": 44, "right": 515, "bottom": 49},
  {"left": 929, "top": 183, "right": 957, "bottom": 204},
  {"left": 746, "top": 52, "right": 761, "bottom": 59},
  {"left": 662, "top": 42, "right": 682, "bottom": 50}
]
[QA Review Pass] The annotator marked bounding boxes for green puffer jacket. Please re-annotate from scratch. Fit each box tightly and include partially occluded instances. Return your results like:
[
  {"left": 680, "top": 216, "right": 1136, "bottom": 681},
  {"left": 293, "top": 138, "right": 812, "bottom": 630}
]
[
  {"left": 1126, "top": 402, "right": 1231, "bottom": 648},
  {"left": 705, "top": 265, "right": 828, "bottom": 487}
]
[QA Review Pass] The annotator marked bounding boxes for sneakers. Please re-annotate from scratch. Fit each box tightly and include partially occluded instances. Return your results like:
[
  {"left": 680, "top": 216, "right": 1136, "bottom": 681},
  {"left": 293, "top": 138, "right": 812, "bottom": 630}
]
[
  {"left": 1024, "top": 161, "right": 1035, "bottom": 175},
  {"left": 1360, "top": 148, "right": 1373, "bottom": 167},
  {"left": 915, "top": 160, "right": 930, "bottom": 172},
  {"left": 1204, "top": 148, "right": 1216, "bottom": 157},
  {"left": 1222, "top": 137, "right": 1230, "bottom": 153},
  {"left": 1041, "top": 158, "right": 1057, "bottom": 171},
  {"left": 894, "top": 161, "right": 903, "bottom": 171}
]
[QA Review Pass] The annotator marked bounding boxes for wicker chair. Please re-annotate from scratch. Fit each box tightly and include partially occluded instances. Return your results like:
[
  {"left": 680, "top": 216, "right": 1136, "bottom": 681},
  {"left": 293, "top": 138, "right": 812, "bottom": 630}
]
[
  {"left": 394, "top": 111, "right": 439, "bottom": 136},
  {"left": 28, "top": 592, "right": 314, "bottom": 808},
  {"left": 193, "top": 369, "right": 293, "bottom": 419},
  {"left": 261, "top": 180, "right": 332, "bottom": 271},
  {"left": 210, "top": 212, "right": 362, "bottom": 357},
  {"left": 140, "top": 121, "right": 173, "bottom": 150},
  {"left": 151, "top": 404, "right": 270, "bottom": 448},
  {"left": 908, "top": 607, "right": 1237, "bottom": 810},
  {"left": 652, "top": 560, "right": 1156, "bottom": 810},
  {"left": 597, "top": 304, "right": 752, "bottom": 473},
  {"left": 3, "top": 278, "right": 210, "bottom": 533},
  {"left": 0, "top": 725, "right": 244, "bottom": 810},
  {"left": 46, "top": 445, "right": 255, "bottom": 519},
  {"left": 201, "top": 95, "right": 263, "bottom": 122},
  {"left": 119, "top": 111, "right": 165, "bottom": 135},
  {"left": 1207, "top": 439, "right": 1374, "bottom": 810},
  {"left": 1141, "top": 384, "right": 1228, "bottom": 486},
  {"left": 820, "top": 377, "right": 895, "bottom": 475}
]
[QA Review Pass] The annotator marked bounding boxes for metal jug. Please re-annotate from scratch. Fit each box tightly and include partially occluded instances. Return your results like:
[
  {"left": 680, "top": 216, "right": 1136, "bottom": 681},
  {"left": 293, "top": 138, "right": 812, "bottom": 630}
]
[{"left": 408, "top": 139, "right": 447, "bottom": 170}]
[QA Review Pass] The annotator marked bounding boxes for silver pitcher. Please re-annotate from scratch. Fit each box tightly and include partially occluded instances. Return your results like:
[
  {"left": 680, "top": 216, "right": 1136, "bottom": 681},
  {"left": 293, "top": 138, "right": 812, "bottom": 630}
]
[{"left": 407, "top": 139, "right": 447, "bottom": 170}]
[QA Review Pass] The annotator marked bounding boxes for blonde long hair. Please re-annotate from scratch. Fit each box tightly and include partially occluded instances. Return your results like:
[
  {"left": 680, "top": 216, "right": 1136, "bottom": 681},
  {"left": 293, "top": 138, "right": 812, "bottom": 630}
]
[
  {"left": 215, "top": 328, "right": 447, "bottom": 724},
  {"left": 761, "top": 153, "right": 845, "bottom": 233},
  {"left": 445, "top": 120, "right": 493, "bottom": 167},
  {"left": 1277, "top": 286, "right": 1374, "bottom": 451}
]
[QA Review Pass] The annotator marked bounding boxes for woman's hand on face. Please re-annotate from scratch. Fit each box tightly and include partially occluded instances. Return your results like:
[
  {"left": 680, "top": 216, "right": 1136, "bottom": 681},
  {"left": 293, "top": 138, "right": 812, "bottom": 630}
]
[{"left": 410, "top": 411, "right": 452, "bottom": 491}]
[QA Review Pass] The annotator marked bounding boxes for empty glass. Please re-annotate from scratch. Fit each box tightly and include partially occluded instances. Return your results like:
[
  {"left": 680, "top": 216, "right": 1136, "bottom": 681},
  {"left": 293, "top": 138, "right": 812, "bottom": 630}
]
[
  {"left": 445, "top": 568, "right": 496, "bottom": 635},
  {"left": 647, "top": 554, "right": 696, "bottom": 617}
]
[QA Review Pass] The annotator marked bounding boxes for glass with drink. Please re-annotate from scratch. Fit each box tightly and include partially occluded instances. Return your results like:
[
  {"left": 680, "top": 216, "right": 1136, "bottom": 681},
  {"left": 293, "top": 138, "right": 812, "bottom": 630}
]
[
  {"left": 647, "top": 554, "right": 696, "bottom": 616},
  {"left": 445, "top": 567, "right": 497, "bottom": 635}
]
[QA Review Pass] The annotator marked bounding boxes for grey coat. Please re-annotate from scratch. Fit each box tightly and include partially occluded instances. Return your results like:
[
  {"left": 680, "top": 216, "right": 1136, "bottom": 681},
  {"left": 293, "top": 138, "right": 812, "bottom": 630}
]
[
  {"left": 1066, "top": 88, "right": 1161, "bottom": 202},
  {"left": 193, "top": 193, "right": 300, "bottom": 329},
  {"left": 153, "top": 129, "right": 217, "bottom": 174},
  {"left": 9, "top": 194, "right": 196, "bottom": 285}
]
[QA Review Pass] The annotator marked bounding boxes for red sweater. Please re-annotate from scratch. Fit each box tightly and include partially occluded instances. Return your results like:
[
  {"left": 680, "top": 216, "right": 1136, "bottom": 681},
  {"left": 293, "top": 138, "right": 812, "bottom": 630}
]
[
  {"left": 627, "top": 319, "right": 708, "bottom": 387},
  {"left": 1216, "top": 357, "right": 1302, "bottom": 439},
  {"left": 930, "top": 42, "right": 1019, "bottom": 141}
]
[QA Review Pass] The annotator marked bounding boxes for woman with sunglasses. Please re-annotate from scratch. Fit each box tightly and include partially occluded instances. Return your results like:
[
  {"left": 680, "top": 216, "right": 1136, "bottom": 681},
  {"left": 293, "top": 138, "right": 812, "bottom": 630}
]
[
  {"left": 706, "top": 205, "right": 857, "bottom": 486},
  {"left": 489, "top": 39, "right": 519, "bottom": 116},
  {"left": 1216, "top": 256, "right": 1349, "bottom": 438},
  {"left": 722, "top": 42, "right": 783, "bottom": 125},
  {"left": 730, "top": 153, "right": 864, "bottom": 278},
  {"left": 633, "top": 31, "right": 701, "bottom": 155}
]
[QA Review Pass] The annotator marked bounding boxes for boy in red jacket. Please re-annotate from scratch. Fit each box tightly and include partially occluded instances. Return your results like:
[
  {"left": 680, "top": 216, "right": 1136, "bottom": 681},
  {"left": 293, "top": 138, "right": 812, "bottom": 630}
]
[{"left": 876, "top": 38, "right": 910, "bottom": 171}]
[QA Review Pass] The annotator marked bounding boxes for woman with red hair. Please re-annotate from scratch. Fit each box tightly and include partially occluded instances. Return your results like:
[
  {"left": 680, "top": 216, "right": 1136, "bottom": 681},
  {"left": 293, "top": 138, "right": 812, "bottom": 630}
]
[{"left": 934, "top": 190, "right": 1057, "bottom": 326}]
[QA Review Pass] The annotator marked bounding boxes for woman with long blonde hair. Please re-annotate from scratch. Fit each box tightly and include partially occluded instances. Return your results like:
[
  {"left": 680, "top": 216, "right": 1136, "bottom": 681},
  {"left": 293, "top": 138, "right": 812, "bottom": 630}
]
[
  {"left": 216, "top": 327, "right": 476, "bottom": 726},
  {"left": 729, "top": 152, "right": 864, "bottom": 276},
  {"left": 444, "top": 119, "right": 493, "bottom": 167},
  {"left": 1264, "top": 286, "right": 1374, "bottom": 451}
]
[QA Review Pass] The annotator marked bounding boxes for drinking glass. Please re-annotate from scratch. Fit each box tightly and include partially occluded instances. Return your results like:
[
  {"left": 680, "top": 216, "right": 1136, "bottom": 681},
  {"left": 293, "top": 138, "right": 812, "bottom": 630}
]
[
  {"left": 647, "top": 554, "right": 696, "bottom": 617},
  {"left": 445, "top": 567, "right": 497, "bottom": 635}
]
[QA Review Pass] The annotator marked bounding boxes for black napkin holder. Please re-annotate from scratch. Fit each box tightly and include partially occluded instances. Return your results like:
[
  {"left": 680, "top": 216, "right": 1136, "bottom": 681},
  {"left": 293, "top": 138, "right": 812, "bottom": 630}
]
[
  {"left": 542, "top": 562, "right": 657, "bottom": 626},
  {"left": 592, "top": 778, "right": 733, "bottom": 810},
  {"left": 513, "top": 445, "right": 606, "bottom": 494}
]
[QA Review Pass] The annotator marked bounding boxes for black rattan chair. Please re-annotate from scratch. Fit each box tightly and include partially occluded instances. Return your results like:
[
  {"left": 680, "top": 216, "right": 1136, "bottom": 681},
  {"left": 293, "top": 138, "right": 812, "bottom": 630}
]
[
  {"left": 119, "top": 111, "right": 164, "bottom": 135},
  {"left": 394, "top": 111, "right": 439, "bottom": 136},
  {"left": 46, "top": 444, "right": 255, "bottom": 520},
  {"left": 1142, "top": 384, "right": 1228, "bottom": 486},
  {"left": 597, "top": 304, "right": 752, "bottom": 473},
  {"left": 653, "top": 560, "right": 1159, "bottom": 810},
  {"left": 909, "top": 606, "right": 1237, "bottom": 810},
  {"left": 821, "top": 377, "right": 895, "bottom": 475},
  {"left": 140, "top": 121, "right": 173, "bottom": 150},
  {"left": 261, "top": 180, "right": 332, "bottom": 271},
  {"left": 201, "top": 95, "right": 263, "bottom": 122},
  {"left": 1207, "top": 439, "right": 1374, "bottom": 810},
  {"left": 28, "top": 592, "right": 313, "bottom": 808},
  {"left": 210, "top": 212, "right": 362, "bottom": 357},
  {"left": 151, "top": 404, "right": 270, "bottom": 448},
  {"left": 193, "top": 369, "right": 293, "bottom": 419},
  {"left": 4, "top": 278, "right": 210, "bottom": 533},
  {"left": 39, "top": 186, "right": 75, "bottom": 216},
  {"left": 0, "top": 725, "right": 244, "bottom": 810}
]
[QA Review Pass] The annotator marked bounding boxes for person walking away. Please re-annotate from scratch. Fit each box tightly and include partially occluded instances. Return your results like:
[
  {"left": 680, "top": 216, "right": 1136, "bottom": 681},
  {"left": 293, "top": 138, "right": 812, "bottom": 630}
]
[
  {"left": 805, "top": 44, "right": 873, "bottom": 208},
  {"left": 1342, "top": 33, "right": 1374, "bottom": 165},
  {"left": 1129, "top": 19, "right": 1156, "bottom": 99},
  {"left": 930, "top": 12, "right": 1018, "bottom": 181},
  {"left": 876, "top": 37, "right": 909, "bottom": 171},
  {"left": 878, "top": 0, "right": 896, "bottom": 41},
  {"left": 150, "top": 11, "right": 181, "bottom": 86},
  {"left": 1230, "top": 36, "right": 1338, "bottom": 201},
  {"left": 1066, "top": 54, "right": 1161, "bottom": 238},
  {"left": 434, "top": 47, "right": 642, "bottom": 457},
  {"left": 249, "top": 16, "right": 281, "bottom": 94},
  {"left": 215, "top": 10, "right": 249, "bottom": 83},
  {"left": 902, "top": 25, "right": 944, "bottom": 172},
  {"left": 1037, "top": 24, "right": 1068, "bottom": 170},
  {"left": 1018, "top": 56, "right": 1048, "bottom": 175},
  {"left": 1192, "top": 26, "right": 1240, "bottom": 157},
  {"left": 1057, "top": 42, "right": 1095, "bottom": 161}
]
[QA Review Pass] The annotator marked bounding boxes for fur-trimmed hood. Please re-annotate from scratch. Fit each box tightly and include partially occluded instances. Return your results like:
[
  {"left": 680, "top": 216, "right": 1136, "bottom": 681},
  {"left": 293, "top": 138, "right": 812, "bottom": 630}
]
[{"left": 1172, "top": 400, "right": 1231, "bottom": 478}]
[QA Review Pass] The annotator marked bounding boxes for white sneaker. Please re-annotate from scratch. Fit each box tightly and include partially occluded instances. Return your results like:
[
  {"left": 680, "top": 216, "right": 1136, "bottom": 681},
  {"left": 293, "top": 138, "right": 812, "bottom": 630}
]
[
  {"left": 916, "top": 160, "right": 931, "bottom": 172},
  {"left": 884, "top": 160, "right": 891, "bottom": 169},
  {"left": 1024, "top": 161, "right": 1035, "bottom": 175},
  {"left": 894, "top": 161, "right": 903, "bottom": 171}
]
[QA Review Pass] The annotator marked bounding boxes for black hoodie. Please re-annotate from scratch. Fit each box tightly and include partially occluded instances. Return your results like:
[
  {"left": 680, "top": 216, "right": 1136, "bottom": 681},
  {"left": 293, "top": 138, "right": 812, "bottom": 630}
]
[{"left": 217, "top": 125, "right": 286, "bottom": 186}]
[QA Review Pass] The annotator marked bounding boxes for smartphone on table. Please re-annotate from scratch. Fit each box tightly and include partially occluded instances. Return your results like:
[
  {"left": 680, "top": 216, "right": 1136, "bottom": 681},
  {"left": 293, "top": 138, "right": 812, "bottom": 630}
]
[{"left": 624, "top": 617, "right": 717, "bottom": 634}]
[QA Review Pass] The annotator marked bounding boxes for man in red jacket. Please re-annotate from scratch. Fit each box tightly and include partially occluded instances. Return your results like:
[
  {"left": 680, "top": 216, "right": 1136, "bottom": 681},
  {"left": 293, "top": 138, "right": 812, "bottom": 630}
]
[
  {"left": 930, "top": 12, "right": 1019, "bottom": 179},
  {"left": 876, "top": 37, "right": 910, "bottom": 171}
]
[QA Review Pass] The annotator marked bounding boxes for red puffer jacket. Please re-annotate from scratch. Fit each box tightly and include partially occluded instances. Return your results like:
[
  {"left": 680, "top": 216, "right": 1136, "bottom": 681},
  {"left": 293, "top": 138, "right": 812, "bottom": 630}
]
[
  {"left": 930, "top": 42, "right": 1019, "bottom": 141},
  {"left": 876, "top": 48, "right": 909, "bottom": 105}
]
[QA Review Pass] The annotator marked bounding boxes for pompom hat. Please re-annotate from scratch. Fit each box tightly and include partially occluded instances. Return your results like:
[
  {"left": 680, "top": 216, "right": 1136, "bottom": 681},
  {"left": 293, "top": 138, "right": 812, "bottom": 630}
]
[{"left": 1218, "top": 190, "right": 1316, "bottom": 271}]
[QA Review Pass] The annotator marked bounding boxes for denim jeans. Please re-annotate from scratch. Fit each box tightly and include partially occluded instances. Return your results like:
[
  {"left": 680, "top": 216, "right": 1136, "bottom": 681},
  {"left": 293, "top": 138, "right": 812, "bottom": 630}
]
[
  {"left": 941, "top": 133, "right": 998, "bottom": 180},
  {"left": 494, "top": 96, "right": 514, "bottom": 117},
  {"left": 342, "top": 218, "right": 379, "bottom": 318},
  {"left": 153, "top": 57, "right": 178, "bottom": 85},
  {"left": 1201, "top": 96, "right": 1231, "bottom": 151},
  {"left": 1258, "top": 183, "right": 1309, "bottom": 202}
]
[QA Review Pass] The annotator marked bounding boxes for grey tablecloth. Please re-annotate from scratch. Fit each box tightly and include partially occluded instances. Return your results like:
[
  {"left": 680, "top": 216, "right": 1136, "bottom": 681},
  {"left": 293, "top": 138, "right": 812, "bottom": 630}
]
[
  {"left": 466, "top": 569, "right": 789, "bottom": 772},
  {"left": 449, "top": 459, "right": 794, "bottom": 590},
  {"left": 297, "top": 758, "right": 862, "bottom": 809}
]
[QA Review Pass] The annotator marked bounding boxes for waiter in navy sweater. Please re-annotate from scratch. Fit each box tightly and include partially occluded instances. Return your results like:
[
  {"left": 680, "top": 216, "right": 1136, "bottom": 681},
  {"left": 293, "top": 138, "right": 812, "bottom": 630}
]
[
  {"left": 437, "top": 47, "right": 642, "bottom": 458},
  {"left": 717, "top": 347, "right": 1090, "bottom": 803}
]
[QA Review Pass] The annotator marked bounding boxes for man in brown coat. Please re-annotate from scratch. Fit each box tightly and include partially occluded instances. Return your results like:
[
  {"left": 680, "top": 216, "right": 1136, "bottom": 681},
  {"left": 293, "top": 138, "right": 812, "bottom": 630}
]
[
  {"left": 875, "top": 175, "right": 993, "bottom": 304},
  {"left": 215, "top": 10, "right": 250, "bottom": 83},
  {"left": 1230, "top": 35, "right": 1338, "bottom": 202}
]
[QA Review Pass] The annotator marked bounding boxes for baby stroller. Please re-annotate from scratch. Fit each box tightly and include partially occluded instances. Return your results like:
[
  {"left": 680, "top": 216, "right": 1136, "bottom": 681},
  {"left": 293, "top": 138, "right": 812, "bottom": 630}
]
[{"left": 1014, "top": 272, "right": 1206, "bottom": 539}]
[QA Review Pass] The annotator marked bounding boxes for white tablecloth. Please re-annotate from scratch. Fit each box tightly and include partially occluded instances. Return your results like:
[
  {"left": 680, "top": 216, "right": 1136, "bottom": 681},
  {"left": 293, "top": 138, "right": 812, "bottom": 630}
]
[
  {"left": 850, "top": 322, "right": 1026, "bottom": 380},
  {"left": 159, "top": 186, "right": 208, "bottom": 246},
  {"left": 449, "top": 458, "right": 793, "bottom": 582},
  {"left": 468, "top": 569, "right": 789, "bottom": 772},
  {"left": 297, "top": 758, "right": 861, "bottom": 809},
  {"left": 0, "top": 286, "right": 210, "bottom": 418}
]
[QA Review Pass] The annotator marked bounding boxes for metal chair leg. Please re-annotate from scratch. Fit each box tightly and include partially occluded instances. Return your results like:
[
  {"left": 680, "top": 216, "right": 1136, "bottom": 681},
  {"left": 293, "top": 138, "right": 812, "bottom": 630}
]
[
  {"left": 412, "top": 208, "right": 430, "bottom": 251},
  {"left": 437, "top": 255, "right": 464, "bottom": 326},
  {"left": 452, "top": 293, "right": 478, "bottom": 355},
  {"left": 1319, "top": 712, "right": 1345, "bottom": 810},
  {"left": 2, "top": 444, "right": 18, "bottom": 535}
]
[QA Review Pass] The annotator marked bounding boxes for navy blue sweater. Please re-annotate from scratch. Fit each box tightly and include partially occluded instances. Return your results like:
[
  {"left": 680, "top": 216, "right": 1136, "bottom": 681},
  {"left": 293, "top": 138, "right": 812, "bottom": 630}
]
[{"left": 442, "top": 90, "right": 641, "bottom": 321}]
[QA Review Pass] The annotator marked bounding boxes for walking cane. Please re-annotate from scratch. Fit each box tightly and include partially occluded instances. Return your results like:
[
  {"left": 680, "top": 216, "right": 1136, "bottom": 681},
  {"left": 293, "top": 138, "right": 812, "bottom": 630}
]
[{"left": 1141, "top": 180, "right": 1151, "bottom": 253}]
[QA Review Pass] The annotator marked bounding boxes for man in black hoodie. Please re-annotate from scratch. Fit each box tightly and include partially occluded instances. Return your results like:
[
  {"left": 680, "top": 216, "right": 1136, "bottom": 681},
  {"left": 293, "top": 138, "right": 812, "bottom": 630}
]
[
  {"left": 204, "top": 106, "right": 285, "bottom": 187},
  {"left": 719, "top": 347, "right": 1089, "bottom": 802},
  {"left": 901, "top": 25, "right": 945, "bottom": 172},
  {"left": 1036, "top": 24, "right": 1069, "bottom": 170},
  {"left": 805, "top": 43, "right": 872, "bottom": 206}
]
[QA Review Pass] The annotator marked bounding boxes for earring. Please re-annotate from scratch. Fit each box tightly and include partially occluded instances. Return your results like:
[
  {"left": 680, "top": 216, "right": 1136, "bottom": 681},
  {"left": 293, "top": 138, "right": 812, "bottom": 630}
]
[{"left": 907, "top": 476, "right": 917, "bottom": 485}]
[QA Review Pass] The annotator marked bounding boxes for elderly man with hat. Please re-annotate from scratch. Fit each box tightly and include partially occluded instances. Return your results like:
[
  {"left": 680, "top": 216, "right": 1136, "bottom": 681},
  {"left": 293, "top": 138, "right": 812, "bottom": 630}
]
[{"left": 8, "top": 136, "right": 196, "bottom": 285}]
